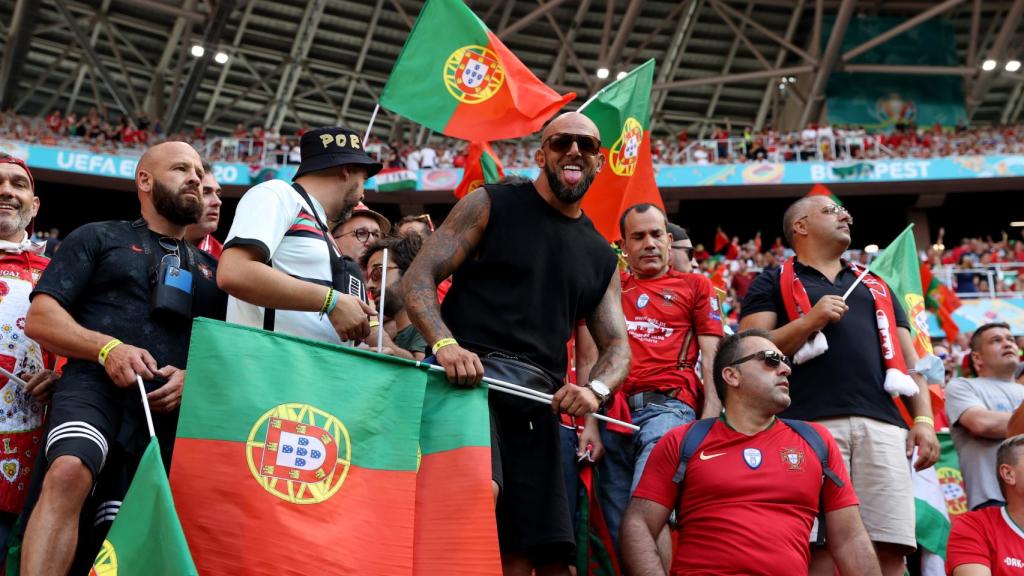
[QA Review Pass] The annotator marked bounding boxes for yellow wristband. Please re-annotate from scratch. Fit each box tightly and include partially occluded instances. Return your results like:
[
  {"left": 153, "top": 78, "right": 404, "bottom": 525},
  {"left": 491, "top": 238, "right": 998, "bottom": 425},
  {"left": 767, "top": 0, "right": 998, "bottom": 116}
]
[
  {"left": 319, "top": 288, "right": 335, "bottom": 316},
  {"left": 369, "top": 320, "right": 381, "bottom": 328},
  {"left": 431, "top": 337, "right": 458, "bottom": 355},
  {"left": 913, "top": 416, "right": 935, "bottom": 427},
  {"left": 98, "top": 338, "right": 123, "bottom": 366}
]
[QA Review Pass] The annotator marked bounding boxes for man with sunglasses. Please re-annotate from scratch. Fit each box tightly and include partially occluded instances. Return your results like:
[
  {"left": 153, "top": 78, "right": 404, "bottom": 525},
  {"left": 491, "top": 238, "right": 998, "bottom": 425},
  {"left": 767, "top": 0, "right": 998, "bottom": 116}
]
[
  {"left": 404, "top": 112, "right": 631, "bottom": 576},
  {"left": 666, "top": 223, "right": 697, "bottom": 273},
  {"left": 360, "top": 233, "right": 427, "bottom": 360},
  {"left": 622, "top": 329, "right": 881, "bottom": 575},
  {"left": 739, "top": 194, "right": 938, "bottom": 576}
]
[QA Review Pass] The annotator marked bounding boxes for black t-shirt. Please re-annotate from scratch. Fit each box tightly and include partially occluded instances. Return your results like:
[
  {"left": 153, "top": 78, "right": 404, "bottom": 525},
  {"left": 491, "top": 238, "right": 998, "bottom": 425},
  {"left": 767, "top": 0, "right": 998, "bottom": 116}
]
[
  {"left": 739, "top": 260, "right": 910, "bottom": 427},
  {"left": 32, "top": 220, "right": 226, "bottom": 388},
  {"left": 441, "top": 183, "right": 617, "bottom": 380}
]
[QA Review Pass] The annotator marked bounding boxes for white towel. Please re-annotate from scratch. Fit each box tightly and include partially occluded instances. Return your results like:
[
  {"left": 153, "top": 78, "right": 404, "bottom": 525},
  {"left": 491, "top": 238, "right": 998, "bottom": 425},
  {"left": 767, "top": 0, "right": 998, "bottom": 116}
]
[{"left": 794, "top": 331, "right": 829, "bottom": 365}]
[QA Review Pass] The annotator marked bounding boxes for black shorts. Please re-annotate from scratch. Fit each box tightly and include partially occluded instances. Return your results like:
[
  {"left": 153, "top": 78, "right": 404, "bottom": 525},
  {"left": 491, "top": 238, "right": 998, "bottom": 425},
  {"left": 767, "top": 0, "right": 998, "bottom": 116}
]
[{"left": 486, "top": 364, "right": 575, "bottom": 565}]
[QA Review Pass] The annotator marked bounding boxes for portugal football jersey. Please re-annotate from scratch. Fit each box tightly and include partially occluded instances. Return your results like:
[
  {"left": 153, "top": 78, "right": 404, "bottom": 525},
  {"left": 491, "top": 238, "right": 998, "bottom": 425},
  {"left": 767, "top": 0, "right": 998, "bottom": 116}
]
[
  {"left": 947, "top": 506, "right": 1024, "bottom": 576},
  {"left": 633, "top": 418, "right": 858, "bottom": 576},
  {"left": 620, "top": 270, "right": 723, "bottom": 408}
]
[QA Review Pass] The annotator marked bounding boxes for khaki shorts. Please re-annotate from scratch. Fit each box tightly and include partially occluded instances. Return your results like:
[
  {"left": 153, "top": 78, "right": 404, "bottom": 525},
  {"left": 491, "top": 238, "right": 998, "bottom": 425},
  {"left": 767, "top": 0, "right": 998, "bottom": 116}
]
[{"left": 810, "top": 416, "right": 916, "bottom": 550}]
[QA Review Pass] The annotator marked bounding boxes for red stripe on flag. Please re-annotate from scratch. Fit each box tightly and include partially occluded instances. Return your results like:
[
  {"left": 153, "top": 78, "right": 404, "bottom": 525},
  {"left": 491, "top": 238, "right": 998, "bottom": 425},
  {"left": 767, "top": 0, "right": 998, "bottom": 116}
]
[{"left": 579, "top": 132, "right": 661, "bottom": 242}]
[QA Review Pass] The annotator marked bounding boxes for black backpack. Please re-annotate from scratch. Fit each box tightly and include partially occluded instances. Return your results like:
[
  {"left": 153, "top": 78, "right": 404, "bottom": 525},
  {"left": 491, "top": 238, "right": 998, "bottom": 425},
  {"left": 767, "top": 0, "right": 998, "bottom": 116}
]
[{"left": 670, "top": 418, "right": 844, "bottom": 546}]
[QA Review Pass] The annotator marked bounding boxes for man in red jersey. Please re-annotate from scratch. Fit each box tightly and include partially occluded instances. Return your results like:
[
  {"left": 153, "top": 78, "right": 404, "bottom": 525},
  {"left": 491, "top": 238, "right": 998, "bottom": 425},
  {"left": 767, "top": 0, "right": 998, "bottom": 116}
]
[
  {"left": 599, "top": 204, "right": 723, "bottom": 560},
  {"left": 621, "top": 329, "right": 880, "bottom": 575},
  {"left": 948, "top": 434, "right": 1024, "bottom": 576}
]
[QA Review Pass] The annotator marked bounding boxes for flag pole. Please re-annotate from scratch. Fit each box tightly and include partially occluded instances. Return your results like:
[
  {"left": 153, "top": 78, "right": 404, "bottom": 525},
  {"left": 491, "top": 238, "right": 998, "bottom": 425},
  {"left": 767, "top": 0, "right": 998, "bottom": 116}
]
[
  {"left": 0, "top": 365, "right": 29, "bottom": 388},
  {"left": 136, "top": 375, "right": 156, "bottom": 439},
  {"left": 576, "top": 86, "right": 607, "bottom": 114},
  {"left": 364, "top": 103, "right": 381, "bottom": 144},
  {"left": 376, "top": 248, "right": 388, "bottom": 353}
]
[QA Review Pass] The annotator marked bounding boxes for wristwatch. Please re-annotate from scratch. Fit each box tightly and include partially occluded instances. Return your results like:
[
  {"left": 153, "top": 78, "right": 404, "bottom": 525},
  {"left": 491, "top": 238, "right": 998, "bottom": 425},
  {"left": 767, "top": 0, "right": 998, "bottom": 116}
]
[{"left": 585, "top": 380, "right": 611, "bottom": 406}]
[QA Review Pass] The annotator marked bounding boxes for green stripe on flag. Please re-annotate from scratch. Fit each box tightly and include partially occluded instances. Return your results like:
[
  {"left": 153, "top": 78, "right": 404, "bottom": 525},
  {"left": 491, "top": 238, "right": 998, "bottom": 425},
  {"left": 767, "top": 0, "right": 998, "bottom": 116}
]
[
  {"left": 177, "top": 319, "right": 426, "bottom": 472},
  {"left": 419, "top": 371, "right": 490, "bottom": 455},
  {"left": 480, "top": 151, "right": 502, "bottom": 184},
  {"left": 583, "top": 59, "right": 654, "bottom": 147}
]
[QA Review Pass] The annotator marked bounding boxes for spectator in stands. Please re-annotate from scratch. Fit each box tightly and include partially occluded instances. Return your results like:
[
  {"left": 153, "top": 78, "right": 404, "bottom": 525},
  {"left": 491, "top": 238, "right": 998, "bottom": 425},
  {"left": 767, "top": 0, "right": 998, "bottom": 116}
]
[
  {"left": 185, "top": 161, "right": 224, "bottom": 259},
  {"left": 360, "top": 233, "right": 427, "bottom": 360},
  {"left": 45, "top": 110, "right": 62, "bottom": 135},
  {"left": 418, "top": 143, "right": 438, "bottom": 169},
  {"left": 946, "top": 322, "right": 1024, "bottom": 511},
  {"left": 621, "top": 329, "right": 881, "bottom": 575},
  {"left": 956, "top": 253, "right": 980, "bottom": 294},
  {"left": 947, "top": 435, "right": 1024, "bottom": 575},
  {"left": 332, "top": 202, "right": 390, "bottom": 265},
  {"left": 739, "top": 195, "right": 938, "bottom": 576},
  {"left": 395, "top": 214, "right": 433, "bottom": 239},
  {"left": 666, "top": 223, "right": 695, "bottom": 273}
]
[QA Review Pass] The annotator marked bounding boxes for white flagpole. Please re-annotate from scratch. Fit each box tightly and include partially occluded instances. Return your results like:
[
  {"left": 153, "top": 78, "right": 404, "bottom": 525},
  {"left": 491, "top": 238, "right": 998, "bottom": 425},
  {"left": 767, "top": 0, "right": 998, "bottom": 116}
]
[
  {"left": 364, "top": 103, "right": 381, "bottom": 144},
  {"left": 136, "top": 375, "right": 156, "bottom": 439},
  {"left": 376, "top": 248, "right": 389, "bottom": 354},
  {"left": 0, "top": 366, "right": 29, "bottom": 388}
]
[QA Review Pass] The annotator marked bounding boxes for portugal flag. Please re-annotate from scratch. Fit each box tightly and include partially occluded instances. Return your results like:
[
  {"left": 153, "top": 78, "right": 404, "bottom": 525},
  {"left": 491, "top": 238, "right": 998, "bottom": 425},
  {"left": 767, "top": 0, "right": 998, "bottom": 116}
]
[
  {"left": 871, "top": 224, "right": 933, "bottom": 358},
  {"left": 381, "top": 0, "right": 575, "bottom": 141},
  {"left": 170, "top": 319, "right": 499, "bottom": 575},
  {"left": 921, "top": 263, "right": 962, "bottom": 340},
  {"left": 455, "top": 141, "right": 505, "bottom": 199},
  {"left": 579, "top": 59, "right": 662, "bottom": 242}
]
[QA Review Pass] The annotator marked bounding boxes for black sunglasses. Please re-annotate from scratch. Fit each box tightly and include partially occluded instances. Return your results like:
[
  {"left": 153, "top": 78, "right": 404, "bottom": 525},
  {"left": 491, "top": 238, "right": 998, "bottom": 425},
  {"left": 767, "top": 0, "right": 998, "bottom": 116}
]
[
  {"left": 729, "top": 350, "right": 792, "bottom": 369},
  {"left": 672, "top": 245, "right": 694, "bottom": 259},
  {"left": 544, "top": 133, "right": 601, "bottom": 156}
]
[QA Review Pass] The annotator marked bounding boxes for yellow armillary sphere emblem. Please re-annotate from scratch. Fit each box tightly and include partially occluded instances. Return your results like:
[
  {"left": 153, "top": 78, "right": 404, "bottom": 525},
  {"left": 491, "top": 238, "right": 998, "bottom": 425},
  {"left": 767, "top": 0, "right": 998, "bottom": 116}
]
[
  {"left": 90, "top": 539, "right": 117, "bottom": 575},
  {"left": 246, "top": 403, "right": 351, "bottom": 505},
  {"left": 609, "top": 117, "right": 644, "bottom": 177},
  {"left": 444, "top": 45, "right": 505, "bottom": 104}
]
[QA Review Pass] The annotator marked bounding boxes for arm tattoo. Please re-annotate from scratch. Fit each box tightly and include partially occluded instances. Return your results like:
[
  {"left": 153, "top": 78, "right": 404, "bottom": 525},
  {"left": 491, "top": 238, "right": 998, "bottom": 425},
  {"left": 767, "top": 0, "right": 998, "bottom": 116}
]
[
  {"left": 402, "top": 188, "right": 490, "bottom": 345},
  {"left": 586, "top": 272, "right": 631, "bottom": 390}
]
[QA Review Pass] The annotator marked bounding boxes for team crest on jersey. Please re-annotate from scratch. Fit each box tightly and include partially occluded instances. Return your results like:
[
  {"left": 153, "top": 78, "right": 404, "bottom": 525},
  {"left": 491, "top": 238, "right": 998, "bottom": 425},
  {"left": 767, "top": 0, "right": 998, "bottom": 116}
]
[
  {"left": 90, "top": 539, "right": 117, "bottom": 575},
  {"left": 779, "top": 447, "right": 804, "bottom": 471},
  {"left": 937, "top": 465, "right": 968, "bottom": 516},
  {"left": 197, "top": 262, "right": 213, "bottom": 280},
  {"left": 443, "top": 46, "right": 505, "bottom": 104},
  {"left": 743, "top": 448, "right": 762, "bottom": 469},
  {"left": 608, "top": 117, "right": 643, "bottom": 176},
  {"left": 637, "top": 293, "right": 649, "bottom": 309},
  {"left": 246, "top": 403, "right": 351, "bottom": 505}
]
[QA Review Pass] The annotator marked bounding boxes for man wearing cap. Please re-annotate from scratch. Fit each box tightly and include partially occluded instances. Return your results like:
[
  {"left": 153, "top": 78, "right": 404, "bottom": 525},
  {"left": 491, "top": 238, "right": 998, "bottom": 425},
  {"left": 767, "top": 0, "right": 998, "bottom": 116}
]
[
  {"left": 218, "top": 126, "right": 380, "bottom": 344},
  {"left": 0, "top": 154, "right": 59, "bottom": 554},
  {"left": 331, "top": 202, "right": 390, "bottom": 265}
]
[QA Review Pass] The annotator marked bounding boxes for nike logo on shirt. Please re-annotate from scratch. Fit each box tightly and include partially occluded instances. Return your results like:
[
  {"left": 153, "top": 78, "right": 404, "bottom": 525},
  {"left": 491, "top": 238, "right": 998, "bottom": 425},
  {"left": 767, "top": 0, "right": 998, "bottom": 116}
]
[{"left": 699, "top": 450, "right": 726, "bottom": 460}]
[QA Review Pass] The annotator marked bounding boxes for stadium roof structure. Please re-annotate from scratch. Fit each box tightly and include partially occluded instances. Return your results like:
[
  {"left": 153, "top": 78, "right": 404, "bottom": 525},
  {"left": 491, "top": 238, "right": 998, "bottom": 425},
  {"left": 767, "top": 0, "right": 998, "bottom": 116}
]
[{"left": 3, "top": 0, "right": 1024, "bottom": 142}]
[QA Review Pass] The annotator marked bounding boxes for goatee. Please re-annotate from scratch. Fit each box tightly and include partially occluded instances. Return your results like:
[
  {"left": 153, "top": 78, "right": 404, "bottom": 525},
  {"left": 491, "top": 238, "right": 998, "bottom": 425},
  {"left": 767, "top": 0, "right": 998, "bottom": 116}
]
[{"left": 545, "top": 162, "right": 595, "bottom": 204}]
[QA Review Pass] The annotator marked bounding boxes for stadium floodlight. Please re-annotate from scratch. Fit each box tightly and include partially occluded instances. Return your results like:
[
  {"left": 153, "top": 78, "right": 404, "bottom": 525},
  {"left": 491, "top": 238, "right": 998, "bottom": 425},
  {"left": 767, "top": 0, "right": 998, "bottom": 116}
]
[
  {"left": 788, "top": 76, "right": 796, "bottom": 83},
  {"left": 982, "top": 59, "right": 997, "bottom": 71},
  {"left": 616, "top": 71, "right": 627, "bottom": 80},
  {"left": 1012, "top": 221, "right": 1024, "bottom": 227},
  {"left": 1007, "top": 60, "right": 1022, "bottom": 72},
  {"left": 190, "top": 45, "right": 205, "bottom": 58},
  {"left": 596, "top": 67, "right": 609, "bottom": 79},
  {"left": 214, "top": 51, "right": 229, "bottom": 64}
]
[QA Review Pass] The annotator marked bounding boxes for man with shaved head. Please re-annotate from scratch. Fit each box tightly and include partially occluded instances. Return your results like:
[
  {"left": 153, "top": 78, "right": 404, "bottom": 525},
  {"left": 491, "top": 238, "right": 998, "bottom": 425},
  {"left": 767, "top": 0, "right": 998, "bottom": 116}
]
[
  {"left": 404, "top": 112, "right": 631, "bottom": 575},
  {"left": 21, "top": 141, "right": 226, "bottom": 574}
]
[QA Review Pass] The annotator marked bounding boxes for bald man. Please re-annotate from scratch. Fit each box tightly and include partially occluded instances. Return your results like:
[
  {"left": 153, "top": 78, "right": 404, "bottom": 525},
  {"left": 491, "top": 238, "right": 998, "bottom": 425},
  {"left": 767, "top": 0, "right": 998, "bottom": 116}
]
[
  {"left": 404, "top": 112, "right": 631, "bottom": 575},
  {"left": 21, "top": 142, "right": 227, "bottom": 574}
]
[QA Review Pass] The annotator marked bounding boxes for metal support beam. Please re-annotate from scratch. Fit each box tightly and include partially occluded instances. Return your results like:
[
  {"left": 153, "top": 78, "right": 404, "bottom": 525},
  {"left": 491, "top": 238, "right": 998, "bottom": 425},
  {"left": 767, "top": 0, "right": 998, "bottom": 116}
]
[
  {"left": 340, "top": 0, "right": 385, "bottom": 124},
  {"left": 203, "top": 0, "right": 255, "bottom": 123},
  {"left": 968, "top": 0, "right": 982, "bottom": 67},
  {"left": 54, "top": 0, "right": 132, "bottom": 115},
  {"left": 599, "top": 0, "right": 615, "bottom": 63},
  {"left": 705, "top": 2, "right": 755, "bottom": 122},
  {"left": 498, "top": 1, "right": 517, "bottom": 33},
  {"left": 710, "top": 0, "right": 771, "bottom": 70},
  {"left": 1002, "top": 83, "right": 1024, "bottom": 123},
  {"left": 623, "top": 1, "right": 690, "bottom": 68},
  {"left": 0, "top": 0, "right": 39, "bottom": 110},
  {"left": 840, "top": 64, "right": 977, "bottom": 75},
  {"left": 968, "top": 0, "right": 1024, "bottom": 116},
  {"left": 799, "top": 0, "right": 856, "bottom": 128},
  {"left": 267, "top": 0, "right": 328, "bottom": 133},
  {"left": 15, "top": 50, "right": 68, "bottom": 113},
  {"left": 654, "top": 65, "right": 815, "bottom": 91},
  {"left": 128, "top": 0, "right": 203, "bottom": 22},
  {"left": 388, "top": 0, "right": 414, "bottom": 29},
  {"left": 602, "top": 0, "right": 644, "bottom": 72},
  {"left": 497, "top": 0, "right": 570, "bottom": 39},
  {"left": 546, "top": 0, "right": 593, "bottom": 85},
  {"left": 754, "top": 0, "right": 805, "bottom": 131},
  {"left": 64, "top": 0, "right": 111, "bottom": 114},
  {"left": 712, "top": 0, "right": 817, "bottom": 65},
  {"left": 539, "top": 1, "right": 595, "bottom": 92},
  {"left": 651, "top": 0, "right": 701, "bottom": 119},
  {"left": 99, "top": 20, "right": 141, "bottom": 112},
  {"left": 841, "top": 0, "right": 966, "bottom": 62},
  {"left": 144, "top": 0, "right": 195, "bottom": 115},
  {"left": 167, "top": 0, "right": 237, "bottom": 134}
]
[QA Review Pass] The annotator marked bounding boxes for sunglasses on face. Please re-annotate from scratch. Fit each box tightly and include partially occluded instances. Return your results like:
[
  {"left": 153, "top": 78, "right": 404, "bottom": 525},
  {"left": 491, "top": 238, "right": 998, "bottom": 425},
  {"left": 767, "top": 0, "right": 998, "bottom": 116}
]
[
  {"left": 336, "top": 228, "right": 380, "bottom": 243},
  {"left": 369, "top": 265, "right": 399, "bottom": 283},
  {"left": 543, "top": 133, "right": 601, "bottom": 156},
  {"left": 672, "top": 245, "right": 694, "bottom": 259},
  {"left": 729, "top": 349, "right": 792, "bottom": 369}
]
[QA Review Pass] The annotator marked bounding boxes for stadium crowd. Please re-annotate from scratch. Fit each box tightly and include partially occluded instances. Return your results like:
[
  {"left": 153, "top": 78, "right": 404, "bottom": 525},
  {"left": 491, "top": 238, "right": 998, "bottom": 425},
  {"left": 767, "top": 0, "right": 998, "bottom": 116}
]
[{"left": 0, "top": 106, "right": 1022, "bottom": 576}]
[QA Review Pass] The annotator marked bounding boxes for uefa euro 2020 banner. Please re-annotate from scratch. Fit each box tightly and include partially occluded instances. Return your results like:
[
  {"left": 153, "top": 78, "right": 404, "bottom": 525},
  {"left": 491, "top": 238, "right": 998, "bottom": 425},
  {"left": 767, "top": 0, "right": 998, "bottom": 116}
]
[{"left": 824, "top": 17, "right": 968, "bottom": 129}]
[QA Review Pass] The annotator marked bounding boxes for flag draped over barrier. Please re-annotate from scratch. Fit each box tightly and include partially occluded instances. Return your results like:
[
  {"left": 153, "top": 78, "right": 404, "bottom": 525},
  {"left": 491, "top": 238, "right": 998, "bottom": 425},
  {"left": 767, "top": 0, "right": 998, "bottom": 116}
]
[
  {"left": 169, "top": 319, "right": 500, "bottom": 575},
  {"left": 578, "top": 59, "right": 662, "bottom": 242},
  {"left": 380, "top": 0, "right": 575, "bottom": 141}
]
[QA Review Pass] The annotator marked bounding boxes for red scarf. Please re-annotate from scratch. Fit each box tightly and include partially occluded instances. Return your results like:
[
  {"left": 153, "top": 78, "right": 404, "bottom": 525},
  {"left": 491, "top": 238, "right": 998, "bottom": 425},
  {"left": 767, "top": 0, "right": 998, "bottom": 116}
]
[{"left": 779, "top": 258, "right": 918, "bottom": 396}]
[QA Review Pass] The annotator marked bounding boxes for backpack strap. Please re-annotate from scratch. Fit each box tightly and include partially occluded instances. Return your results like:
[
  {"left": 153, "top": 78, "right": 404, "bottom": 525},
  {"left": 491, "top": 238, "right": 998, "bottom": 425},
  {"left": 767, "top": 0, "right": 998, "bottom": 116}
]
[
  {"left": 780, "top": 419, "right": 843, "bottom": 488},
  {"left": 671, "top": 418, "right": 717, "bottom": 484}
]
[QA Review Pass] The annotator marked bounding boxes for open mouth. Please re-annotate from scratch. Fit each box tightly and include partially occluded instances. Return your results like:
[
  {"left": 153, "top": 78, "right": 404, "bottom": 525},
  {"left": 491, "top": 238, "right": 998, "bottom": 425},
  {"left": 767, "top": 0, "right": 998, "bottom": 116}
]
[{"left": 562, "top": 164, "right": 582, "bottom": 185}]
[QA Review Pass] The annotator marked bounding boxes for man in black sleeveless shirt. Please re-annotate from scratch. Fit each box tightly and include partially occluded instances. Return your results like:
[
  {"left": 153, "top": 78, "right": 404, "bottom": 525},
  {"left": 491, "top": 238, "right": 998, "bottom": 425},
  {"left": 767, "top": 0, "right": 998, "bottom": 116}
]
[{"left": 404, "top": 112, "right": 631, "bottom": 575}]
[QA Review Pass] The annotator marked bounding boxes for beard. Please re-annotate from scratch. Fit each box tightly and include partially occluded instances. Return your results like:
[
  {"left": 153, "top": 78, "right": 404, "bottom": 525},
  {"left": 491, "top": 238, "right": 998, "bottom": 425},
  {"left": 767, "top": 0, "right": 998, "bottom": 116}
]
[
  {"left": 153, "top": 178, "right": 202, "bottom": 226},
  {"left": 544, "top": 161, "right": 596, "bottom": 204},
  {"left": 0, "top": 197, "right": 33, "bottom": 240}
]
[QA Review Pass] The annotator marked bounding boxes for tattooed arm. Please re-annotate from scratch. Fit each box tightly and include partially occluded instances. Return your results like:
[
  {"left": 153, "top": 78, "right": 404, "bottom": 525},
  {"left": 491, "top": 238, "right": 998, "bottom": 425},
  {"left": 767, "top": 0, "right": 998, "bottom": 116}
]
[
  {"left": 553, "top": 272, "right": 631, "bottom": 416},
  {"left": 402, "top": 187, "right": 490, "bottom": 386}
]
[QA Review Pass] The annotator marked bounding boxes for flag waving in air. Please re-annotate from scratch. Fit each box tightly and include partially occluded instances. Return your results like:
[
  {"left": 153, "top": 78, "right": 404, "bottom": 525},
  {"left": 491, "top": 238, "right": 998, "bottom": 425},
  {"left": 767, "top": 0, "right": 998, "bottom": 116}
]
[
  {"left": 870, "top": 224, "right": 933, "bottom": 357},
  {"left": 381, "top": 0, "right": 575, "bottom": 141},
  {"left": 578, "top": 59, "right": 662, "bottom": 242},
  {"left": 454, "top": 142, "right": 505, "bottom": 199}
]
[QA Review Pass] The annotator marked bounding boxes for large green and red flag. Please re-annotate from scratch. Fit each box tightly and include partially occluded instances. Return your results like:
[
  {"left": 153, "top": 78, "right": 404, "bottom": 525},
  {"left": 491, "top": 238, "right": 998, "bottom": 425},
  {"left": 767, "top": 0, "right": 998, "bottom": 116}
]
[
  {"left": 921, "top": 263, "right": 963, "bottom": 340},
  {"left": 574, "top": 467, "right": 620, "bottom": 576},
  {"left": 170, "top": 319, "right": 499, "bottom": 575},
  {"left": 454, "top": 141, "right": 505, "bottom": 199},
  {"left": 870, "top": 224, "right": 934, "bottom": 358},
  {"left": 380, "top": 0, "right": 575, "bottom": 142},
  {"left": 579, "top": 59, "right": 662, "bottom": 242},
  {"left": 91, "top": 438, "right": 197, "bottom": 575}
]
